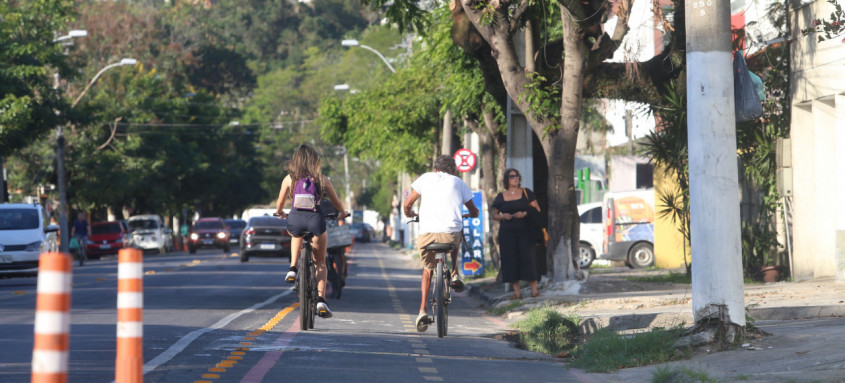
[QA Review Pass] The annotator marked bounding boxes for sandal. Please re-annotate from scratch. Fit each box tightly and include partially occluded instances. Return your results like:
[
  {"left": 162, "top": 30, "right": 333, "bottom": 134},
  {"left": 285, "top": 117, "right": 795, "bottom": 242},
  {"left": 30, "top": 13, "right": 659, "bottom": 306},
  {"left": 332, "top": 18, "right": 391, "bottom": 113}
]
[
  {"left": 511, "top": 293, "right": 523, "bottom": 300},
  {"left": 531, "top": 292, "right": 540, "bottom": 298}
]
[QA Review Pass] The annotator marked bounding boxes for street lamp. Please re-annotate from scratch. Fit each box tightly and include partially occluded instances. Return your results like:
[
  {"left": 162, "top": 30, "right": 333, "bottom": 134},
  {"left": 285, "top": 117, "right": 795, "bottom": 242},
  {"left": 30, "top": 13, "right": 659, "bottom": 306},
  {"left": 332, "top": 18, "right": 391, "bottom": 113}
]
[
  {"left": 341, "top": 39, "right": 396, "bottom": 73},
  {"left": 53, "top": 30, "right": 88, "bottom": 43},
  {"left": 56, "top": 57, "right": 137, "bottom": 253}
]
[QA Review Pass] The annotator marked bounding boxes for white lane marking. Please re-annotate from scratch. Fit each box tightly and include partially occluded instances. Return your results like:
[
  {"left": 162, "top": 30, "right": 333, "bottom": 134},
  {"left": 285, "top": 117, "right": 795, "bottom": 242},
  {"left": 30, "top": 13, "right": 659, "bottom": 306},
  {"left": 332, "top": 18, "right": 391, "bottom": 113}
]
[{"left": 141, "top": 289, "right": 292, "bottom": 375}]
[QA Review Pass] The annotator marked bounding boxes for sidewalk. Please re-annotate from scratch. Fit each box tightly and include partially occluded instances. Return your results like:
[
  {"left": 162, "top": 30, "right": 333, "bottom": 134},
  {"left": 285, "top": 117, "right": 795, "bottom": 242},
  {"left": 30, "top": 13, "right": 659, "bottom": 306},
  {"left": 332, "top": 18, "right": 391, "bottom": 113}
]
[{"left": 466, "top": 267, "right": 845, "bottom": 382}]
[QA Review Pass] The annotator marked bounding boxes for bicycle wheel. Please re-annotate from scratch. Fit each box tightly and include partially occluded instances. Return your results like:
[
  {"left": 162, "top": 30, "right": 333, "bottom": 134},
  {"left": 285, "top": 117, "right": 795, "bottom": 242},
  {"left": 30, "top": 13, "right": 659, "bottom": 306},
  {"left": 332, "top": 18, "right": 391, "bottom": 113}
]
[
  {"left": 327, "top": 249, "right": 342, "bottom": 299},
  {"left": 298, "top": 247, "right": 311, "bottom": 331},
  {"left": 78, "top": 245, "right": 85, "bottom": 266},
  {"left": 435, "top": 263, "right": 446, "bottom": 338}
]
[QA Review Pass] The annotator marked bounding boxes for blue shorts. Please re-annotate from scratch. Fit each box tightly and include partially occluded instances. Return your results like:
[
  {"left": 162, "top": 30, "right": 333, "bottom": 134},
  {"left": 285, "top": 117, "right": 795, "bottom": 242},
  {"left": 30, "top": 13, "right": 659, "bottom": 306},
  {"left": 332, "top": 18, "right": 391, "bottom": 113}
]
[{"left": 287, "top": 208, "right": 326, "bottom": 237}]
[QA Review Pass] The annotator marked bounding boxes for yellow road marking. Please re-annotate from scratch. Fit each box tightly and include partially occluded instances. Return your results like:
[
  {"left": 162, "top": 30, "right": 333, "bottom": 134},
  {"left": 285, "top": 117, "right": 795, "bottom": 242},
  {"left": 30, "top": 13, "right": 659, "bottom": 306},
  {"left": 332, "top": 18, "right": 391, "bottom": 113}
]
[
  {"left": 13, "top": 291, "right": 26, "bottom": 295},
  {"left": 201, "top": 373, "right": 220, "bottom": 378},
  {"left": 232, "top": 351, "right": 245, "bottom": 356},
  {"left": 209, "top": 368, "right": 225, "bottom": 372}
]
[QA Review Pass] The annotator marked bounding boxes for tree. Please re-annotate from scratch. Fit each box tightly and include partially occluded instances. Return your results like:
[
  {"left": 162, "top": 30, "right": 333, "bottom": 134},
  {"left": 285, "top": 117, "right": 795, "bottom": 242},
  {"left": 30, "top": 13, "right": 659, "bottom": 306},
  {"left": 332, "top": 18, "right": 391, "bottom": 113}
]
[
  {"left": 363, "top": 0, "right": 684, "bottom": 282},
  {"left": 0, "top": 0, "right": 76, "bottom": 156}
]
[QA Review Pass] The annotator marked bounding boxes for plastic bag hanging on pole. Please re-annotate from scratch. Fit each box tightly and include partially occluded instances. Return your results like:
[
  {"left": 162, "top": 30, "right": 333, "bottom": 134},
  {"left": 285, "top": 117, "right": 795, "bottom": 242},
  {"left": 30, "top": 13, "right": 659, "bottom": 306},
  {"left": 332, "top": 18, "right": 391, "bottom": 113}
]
[{"left": 734, "top": 50, "right": 764, "bottom": 122}]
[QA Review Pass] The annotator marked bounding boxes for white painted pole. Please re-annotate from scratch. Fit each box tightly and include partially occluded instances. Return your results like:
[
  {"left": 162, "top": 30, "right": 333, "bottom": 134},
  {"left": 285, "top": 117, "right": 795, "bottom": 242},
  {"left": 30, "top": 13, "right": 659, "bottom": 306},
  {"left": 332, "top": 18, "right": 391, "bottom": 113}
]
[{"left": 685, "top": 0, "right": 745, "bottom": 326}]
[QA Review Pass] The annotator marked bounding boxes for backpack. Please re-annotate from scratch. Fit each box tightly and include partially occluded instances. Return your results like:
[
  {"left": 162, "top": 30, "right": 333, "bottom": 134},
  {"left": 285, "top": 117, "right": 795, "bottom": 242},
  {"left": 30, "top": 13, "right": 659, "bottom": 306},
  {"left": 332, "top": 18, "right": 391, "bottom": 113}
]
[{"left": 292, "top": 175, "right": 320, "bottom": 211}]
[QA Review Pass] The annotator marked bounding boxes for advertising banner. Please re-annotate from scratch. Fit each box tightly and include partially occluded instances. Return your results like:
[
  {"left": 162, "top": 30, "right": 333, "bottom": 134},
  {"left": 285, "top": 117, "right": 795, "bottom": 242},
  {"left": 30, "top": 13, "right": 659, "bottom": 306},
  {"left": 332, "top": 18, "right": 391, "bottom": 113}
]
[{"left": 461, "top": 191, "right": 484, "bottom": 276}]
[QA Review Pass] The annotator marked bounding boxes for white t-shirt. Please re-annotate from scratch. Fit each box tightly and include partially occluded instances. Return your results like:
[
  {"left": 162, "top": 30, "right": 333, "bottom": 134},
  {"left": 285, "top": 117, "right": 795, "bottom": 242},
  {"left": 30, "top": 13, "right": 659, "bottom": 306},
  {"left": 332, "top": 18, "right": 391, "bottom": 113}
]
[{"left": 410, "top": 172, "right": 473, "bottom": 234}]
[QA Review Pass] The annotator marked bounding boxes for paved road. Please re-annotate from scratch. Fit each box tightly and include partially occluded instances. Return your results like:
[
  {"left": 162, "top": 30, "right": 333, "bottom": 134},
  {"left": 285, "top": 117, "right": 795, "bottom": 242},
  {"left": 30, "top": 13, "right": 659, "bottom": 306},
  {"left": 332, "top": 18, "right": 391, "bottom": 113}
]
[{"left": 0, "top": 242, "right": 575, "bottom": 382}]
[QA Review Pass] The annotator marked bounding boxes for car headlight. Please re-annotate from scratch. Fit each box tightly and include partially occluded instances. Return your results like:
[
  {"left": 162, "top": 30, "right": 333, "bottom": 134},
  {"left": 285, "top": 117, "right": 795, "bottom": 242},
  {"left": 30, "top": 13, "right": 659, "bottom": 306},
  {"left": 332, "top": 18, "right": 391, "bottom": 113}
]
[
  {"left": 190, "top": 233, "right": 199, "bottom": 240},
  {"left": 216, "top": 232, "right": 226, "bottom": 239},
  {"left": 25, "top": 241, "right": 43, "bottom": 252}
]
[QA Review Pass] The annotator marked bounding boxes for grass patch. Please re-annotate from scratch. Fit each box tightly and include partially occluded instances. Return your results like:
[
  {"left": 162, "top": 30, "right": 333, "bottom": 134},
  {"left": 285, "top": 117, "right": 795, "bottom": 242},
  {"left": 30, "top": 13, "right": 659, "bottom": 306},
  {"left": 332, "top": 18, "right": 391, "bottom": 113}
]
[
  {"left": 511, "top": 307, "right": 580, "bottom": 355},
  {"left": 487, "top": 300, "right": 523, "bottom": 316},
  {"left": 625, "top": 272, "right": 691, "bottom": 284},
  {"left": 570, "top": 326, "right": 689, "bottom": 372},
  {"left": 652, "top": 366, "right": 718, "bottom": 383}
]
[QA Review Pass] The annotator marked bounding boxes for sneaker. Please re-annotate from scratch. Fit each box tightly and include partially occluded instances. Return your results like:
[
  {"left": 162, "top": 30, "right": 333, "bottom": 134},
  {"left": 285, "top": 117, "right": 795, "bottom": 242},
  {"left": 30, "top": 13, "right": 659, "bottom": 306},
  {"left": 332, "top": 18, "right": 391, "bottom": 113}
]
[
  {"left": 316, "top": 299, "right": 333, "bottom": 318},
  {"left": 451, "top": 272, "right": 465, "bottom": 293},
  {"left": 416, "top": 313, "right": 430, "bottom": 332},
  {"left": 285, "top": 266, "right": 297, "bottom": 283}
]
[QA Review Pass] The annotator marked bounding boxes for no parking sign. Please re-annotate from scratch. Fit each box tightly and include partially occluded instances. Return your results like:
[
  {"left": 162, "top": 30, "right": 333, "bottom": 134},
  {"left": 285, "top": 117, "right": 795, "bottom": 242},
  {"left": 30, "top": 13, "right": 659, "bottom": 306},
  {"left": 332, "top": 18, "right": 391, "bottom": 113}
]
[{"left": 453, "top": 148, "right": 477, "bottom": 173}]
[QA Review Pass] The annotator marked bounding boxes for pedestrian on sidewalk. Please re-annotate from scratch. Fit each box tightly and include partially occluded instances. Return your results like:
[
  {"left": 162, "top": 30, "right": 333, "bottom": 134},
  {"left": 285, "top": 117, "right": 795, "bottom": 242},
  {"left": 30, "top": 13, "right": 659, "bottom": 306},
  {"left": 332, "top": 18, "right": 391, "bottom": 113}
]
[{"left": 492, "top": 168, "right": 541, "bottom": 299}]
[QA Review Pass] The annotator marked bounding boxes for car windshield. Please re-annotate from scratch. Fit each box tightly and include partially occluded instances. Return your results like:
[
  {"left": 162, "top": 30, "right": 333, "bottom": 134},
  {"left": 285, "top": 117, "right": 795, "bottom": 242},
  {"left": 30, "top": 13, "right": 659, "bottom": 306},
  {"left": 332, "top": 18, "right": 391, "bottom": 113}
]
[
  {"left": 225, "top": 220, "right": 246, "bottom": 229},
  {"left": 249, "top": 217, "right": 284, "bottom": 227},
  {"left": 128, "top": 219, "right": 158, "bottom": 231},
  {"left": 92, "top": 223, "right": 122, "bottom": 235},
  {"left": 195, "top": 221, "right": 224, "bottom": 229},
  {"left": 0, "top": 209, "right": 39, "bottom": 230}
]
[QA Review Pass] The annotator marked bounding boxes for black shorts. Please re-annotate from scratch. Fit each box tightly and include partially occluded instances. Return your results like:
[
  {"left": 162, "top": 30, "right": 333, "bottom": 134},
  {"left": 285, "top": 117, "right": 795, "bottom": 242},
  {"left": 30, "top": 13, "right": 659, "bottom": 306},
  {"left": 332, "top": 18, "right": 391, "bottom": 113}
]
[{"left": 287, "top": 208, "right": 326, "bottom": 237}]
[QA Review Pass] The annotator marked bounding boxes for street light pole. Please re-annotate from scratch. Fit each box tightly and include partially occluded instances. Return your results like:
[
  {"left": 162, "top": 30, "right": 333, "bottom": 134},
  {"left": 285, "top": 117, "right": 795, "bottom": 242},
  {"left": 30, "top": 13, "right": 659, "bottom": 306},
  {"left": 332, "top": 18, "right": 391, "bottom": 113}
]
[
  {"left": 341, "top": 40, "right": 397, "bottom": 73},
  {"left": 55, "top": 57, "right": 137, "bottom": 253}
]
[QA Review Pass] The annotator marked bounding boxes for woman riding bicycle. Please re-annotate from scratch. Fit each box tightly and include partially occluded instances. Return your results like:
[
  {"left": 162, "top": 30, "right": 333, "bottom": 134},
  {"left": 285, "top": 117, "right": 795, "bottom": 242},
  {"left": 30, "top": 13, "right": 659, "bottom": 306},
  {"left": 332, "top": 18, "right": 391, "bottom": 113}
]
[
  {"left": 403, "top": 155, "right": 478, "bottom": 332},
  {"left": 275, "top": 144, "right": 348, "bottom": 318}
]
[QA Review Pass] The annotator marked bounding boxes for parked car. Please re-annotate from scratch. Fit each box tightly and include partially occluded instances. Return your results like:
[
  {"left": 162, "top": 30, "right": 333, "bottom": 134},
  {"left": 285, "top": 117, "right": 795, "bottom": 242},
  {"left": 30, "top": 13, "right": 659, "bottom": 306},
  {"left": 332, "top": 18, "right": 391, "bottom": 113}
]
[
  {"left": 601, "top": 189, "right": 656, "bottom": 268},
  {"left": 127, "top": 214, "right": 171, "bottom": 254},
  {"left": 239, "top": 216, "right": 291, "bottom": 262},
  {"left": 576, "top": 202, "right": 603, "bottom": 269},
  {"left": 188, "top": 217, "right": 230, "bottom": 253},
  {"left": 350, "top": 222, "right": 374, "bottom": 243},
  {"left": 0, "top": 203, "right": 58, "bottom": 277},
  {"left": 86, "top": 221, "right": 128, "bottom": 258},
  {"left": 224, "top": 219, "right": 247, "bottom": 245}
]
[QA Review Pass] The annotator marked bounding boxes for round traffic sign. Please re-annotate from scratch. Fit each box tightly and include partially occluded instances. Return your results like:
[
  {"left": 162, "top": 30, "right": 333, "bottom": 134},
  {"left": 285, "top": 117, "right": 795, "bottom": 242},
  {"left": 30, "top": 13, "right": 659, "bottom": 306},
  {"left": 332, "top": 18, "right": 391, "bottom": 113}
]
[{"left": 453, "top": 149, "right": 477, "bottom": 173}]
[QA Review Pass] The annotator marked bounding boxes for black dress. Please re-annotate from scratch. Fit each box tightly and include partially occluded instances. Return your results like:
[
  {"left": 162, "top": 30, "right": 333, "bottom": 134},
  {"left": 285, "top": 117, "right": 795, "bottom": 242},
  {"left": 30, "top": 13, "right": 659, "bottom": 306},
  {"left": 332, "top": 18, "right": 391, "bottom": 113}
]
[{"left": 493, "top": 189, "right": 538, "bottom": 283}]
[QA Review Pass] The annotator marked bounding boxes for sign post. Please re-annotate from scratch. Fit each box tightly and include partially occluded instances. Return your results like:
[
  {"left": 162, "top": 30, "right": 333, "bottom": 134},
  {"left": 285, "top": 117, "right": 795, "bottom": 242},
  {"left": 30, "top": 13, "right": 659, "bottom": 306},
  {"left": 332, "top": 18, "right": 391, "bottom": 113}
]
[{"left": 461, "top": 191, "right": 484, "bottom": 276}]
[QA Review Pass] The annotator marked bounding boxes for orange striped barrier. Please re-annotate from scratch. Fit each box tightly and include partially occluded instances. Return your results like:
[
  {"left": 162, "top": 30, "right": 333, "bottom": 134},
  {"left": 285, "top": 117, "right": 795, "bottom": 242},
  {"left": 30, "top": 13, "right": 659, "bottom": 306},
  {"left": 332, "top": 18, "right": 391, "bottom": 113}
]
[
  {"left": 116, "top": 248, "right": 143, "bottom": 383},
  {"left": 31, "top": 252, "right": 72, "bottom": 383}
]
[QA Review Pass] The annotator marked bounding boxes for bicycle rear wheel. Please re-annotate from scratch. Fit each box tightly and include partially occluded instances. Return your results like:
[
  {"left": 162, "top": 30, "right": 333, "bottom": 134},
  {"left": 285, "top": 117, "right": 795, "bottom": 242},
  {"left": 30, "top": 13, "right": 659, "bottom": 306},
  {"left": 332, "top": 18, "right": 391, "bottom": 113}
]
[
  {"left": 435, "top": 263, "right": 446, "bottom": 338},
  {"left": 298, "top": 248, "right": 311, "bottom": 331}
]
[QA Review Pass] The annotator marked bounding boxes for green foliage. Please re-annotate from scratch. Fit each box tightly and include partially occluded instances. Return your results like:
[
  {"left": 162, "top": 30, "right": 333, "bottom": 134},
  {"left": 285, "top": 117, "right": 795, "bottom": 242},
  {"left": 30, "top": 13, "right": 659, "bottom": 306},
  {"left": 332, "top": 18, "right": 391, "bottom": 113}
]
[
  {"left": 801, "top": 0, "right": 845, "bottom": 42},
  {"left": 517, "top": 72, "right": 562, "bottom": 128},
  {"left": 642, "top": 82, "right": 691, "bottom": 274},
  {"left": 0, "top": 0, "right": 76, "bottom": 156},
  {"left": 487, "top": 300, "right": 522, "bottom": 315},
  {"left": 652, "top": 366, "right": 718, "bottom": 383},
  {"left": 571, "top": 326, "right": 689, "bottom": 372},
  {"left": 511, "top": 307, "right": 580, "bottom": 355},
  {"left": 624, "top": 272, "right": 691, "bottom": 284}
]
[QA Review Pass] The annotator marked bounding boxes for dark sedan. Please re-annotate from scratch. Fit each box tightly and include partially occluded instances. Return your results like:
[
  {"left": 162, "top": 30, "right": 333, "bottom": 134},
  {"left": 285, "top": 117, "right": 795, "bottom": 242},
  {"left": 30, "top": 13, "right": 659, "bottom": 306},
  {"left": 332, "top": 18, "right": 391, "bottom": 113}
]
[
  {"left": 224, "top": 219, "right": 247, "bottom": 245},
  {"left": 188, "top": 218, "right": 230, "bottom": 253},
  {"left": 239, "top": 216, "right": 291, "bottom": 262}
]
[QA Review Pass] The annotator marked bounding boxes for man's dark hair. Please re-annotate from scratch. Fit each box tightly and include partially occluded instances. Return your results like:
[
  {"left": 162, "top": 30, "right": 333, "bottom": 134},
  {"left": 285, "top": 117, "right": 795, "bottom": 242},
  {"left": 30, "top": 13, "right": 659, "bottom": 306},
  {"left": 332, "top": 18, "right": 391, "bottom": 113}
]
[{"left": 433, "top": 155, "right": 457, "bottom": 175}]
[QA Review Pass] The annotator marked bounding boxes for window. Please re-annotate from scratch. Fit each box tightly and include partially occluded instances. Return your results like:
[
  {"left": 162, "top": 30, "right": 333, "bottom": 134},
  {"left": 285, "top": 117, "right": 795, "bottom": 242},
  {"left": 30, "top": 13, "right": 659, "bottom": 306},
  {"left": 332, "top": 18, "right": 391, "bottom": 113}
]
[
  {"left": 580, "top": 207, "right": 602, "bottom": 224},
  {"left": 194, "top": 221, "right": 224, "bottom": 229},
  {"left": 0, "top": 209, "right": 39, "bottom": 230},
  {"left": 92, "top": 223, "right": 122, "bottom": 235}
]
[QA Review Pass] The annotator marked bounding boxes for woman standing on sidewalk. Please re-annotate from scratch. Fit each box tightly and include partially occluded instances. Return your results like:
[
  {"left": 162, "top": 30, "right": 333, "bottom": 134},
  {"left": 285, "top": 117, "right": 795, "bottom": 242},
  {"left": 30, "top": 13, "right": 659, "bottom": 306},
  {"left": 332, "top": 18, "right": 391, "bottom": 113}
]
[{"left": 492, "top": 169, "right": 541, "bottom": 299}]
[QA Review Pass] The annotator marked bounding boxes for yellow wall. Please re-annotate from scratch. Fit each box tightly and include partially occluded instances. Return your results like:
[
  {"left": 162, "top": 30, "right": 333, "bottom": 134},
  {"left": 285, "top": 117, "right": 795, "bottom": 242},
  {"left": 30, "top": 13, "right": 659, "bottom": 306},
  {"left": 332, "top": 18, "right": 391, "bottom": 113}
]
[{"left": 654, "top": 164, "right": 690, "bottom": 269}]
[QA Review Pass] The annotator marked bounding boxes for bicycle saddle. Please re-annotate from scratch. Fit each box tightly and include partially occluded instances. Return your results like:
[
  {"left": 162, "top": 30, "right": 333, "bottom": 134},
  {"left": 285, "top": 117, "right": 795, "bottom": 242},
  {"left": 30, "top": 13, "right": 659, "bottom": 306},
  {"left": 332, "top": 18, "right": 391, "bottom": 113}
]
[{"left": 425, "top": 243, "right": 454, "bottom": 252}]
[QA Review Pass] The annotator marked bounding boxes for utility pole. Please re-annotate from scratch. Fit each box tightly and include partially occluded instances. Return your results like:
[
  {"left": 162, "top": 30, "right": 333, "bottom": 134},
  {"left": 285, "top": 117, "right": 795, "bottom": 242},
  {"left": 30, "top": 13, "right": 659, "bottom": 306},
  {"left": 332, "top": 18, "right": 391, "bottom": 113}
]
[
  {"left": 625, "top": 109, "right": 633, "bottom": 155},
  {"left": 686, "top": 0, "right": 746, "bottom": 336},
  {"left": 441, "top": 110, "right": 453, "bottom": 156},
  {"left": 343, "top": 149, "right": 352, "bottom": 211},
  {"left": 54, "top": 73, "right": 71, "bottom": 253},
  {"left": 0, "top": 157, "right": 6, "bottom": 203}
]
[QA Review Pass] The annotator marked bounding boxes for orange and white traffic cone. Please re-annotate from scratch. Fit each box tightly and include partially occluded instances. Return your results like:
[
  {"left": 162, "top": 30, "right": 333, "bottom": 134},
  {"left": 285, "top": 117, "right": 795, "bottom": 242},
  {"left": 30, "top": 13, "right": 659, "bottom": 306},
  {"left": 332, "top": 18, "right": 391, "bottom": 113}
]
[
  {"left": 31, "top": 252, "right": 72, "bottom": 383},
  {"left": 116, "top": 248, "right": 143, "bottom": 383}
]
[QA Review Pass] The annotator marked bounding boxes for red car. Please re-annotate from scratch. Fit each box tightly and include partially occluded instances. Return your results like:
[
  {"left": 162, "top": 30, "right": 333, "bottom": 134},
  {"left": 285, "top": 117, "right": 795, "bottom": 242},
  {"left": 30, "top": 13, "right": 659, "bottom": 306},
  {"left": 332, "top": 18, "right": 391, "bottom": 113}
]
[
  {"left": 86, "top": 221, "right": 128, "bottom": 258},
  {"left": 188, "top": 217, "right": 230, "bottom": 253}
]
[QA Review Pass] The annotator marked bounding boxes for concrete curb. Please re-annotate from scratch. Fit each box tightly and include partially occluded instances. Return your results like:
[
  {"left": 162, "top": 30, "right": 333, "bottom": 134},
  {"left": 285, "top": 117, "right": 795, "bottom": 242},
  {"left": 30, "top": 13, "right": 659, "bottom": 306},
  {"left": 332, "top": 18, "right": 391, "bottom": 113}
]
[{"left": 468, "top": 281, "right": 845, "bottom": 334}]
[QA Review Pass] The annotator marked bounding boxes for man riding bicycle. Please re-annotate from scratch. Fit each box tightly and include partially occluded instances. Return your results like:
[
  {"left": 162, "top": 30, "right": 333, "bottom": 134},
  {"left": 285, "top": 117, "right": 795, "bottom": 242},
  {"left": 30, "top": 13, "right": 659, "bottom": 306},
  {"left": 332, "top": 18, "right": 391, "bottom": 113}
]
[
  {"left": 70, "top": 212, "right": 90, "bottom": 255},
  {"left": 403, "top": 155, "right": 479, "bottom": 332}
]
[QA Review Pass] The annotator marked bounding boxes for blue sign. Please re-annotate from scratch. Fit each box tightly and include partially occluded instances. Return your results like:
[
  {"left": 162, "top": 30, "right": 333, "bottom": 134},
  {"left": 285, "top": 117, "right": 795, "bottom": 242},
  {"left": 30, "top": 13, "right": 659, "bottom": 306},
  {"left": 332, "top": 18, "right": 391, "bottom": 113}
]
[{"left": 461, "top": 191, "right": 484, "bottom": 276}]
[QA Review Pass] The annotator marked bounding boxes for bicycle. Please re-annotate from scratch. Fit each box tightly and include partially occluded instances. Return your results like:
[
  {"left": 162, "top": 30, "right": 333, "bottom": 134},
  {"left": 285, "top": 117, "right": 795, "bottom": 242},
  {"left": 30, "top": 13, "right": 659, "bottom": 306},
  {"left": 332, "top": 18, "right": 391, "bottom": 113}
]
[
  {"left": 326, "top": 246, "right": 345, "bottom": 299},
  {"left": 69, "top": 236, "right": 87, "bottom": 266},
  {"left": 283, "top": 211, "right": 341, "bottom": 331},
  {"left": 409, "top": 217, "right": 459, "bottom": 338}
]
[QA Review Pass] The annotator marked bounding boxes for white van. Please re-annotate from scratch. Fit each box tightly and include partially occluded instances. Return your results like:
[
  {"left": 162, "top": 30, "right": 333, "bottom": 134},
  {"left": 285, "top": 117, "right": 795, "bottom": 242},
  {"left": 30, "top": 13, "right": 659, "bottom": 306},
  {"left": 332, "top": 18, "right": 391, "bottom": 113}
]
[
  {"left": 0, "top": 203, "right": 58, "bottom": 277},
  {"left": 600, "top": 189, "right": 655, "bottom": 268},
  {"left": 127, "top": 214, "right": 172, "bottom": 254},
  {"left": 576, "top": 202, "right": 603, "bottom": 269}
]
